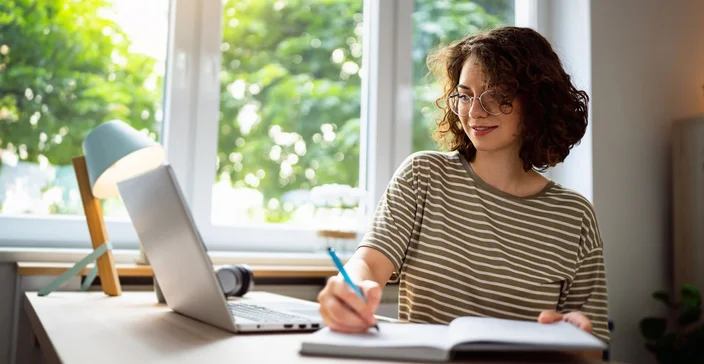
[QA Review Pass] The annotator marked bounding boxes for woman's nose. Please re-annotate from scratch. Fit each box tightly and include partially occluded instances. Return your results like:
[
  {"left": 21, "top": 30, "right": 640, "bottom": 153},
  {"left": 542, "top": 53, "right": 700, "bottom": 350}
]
[{"left": 468, "top": 98, "right": 487, "bottom": 119}]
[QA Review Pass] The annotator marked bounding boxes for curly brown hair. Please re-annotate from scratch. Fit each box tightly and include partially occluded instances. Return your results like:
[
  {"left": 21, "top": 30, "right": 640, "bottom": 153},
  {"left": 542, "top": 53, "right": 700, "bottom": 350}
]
[{"left": 426, "top": 26, "right": 589, "bottom": 172}]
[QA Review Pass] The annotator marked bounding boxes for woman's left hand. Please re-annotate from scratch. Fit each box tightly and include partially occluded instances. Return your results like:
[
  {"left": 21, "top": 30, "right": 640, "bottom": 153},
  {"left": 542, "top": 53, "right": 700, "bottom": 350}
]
[{"left": 538, "top": 310, "right": 592, "bottom": 333}]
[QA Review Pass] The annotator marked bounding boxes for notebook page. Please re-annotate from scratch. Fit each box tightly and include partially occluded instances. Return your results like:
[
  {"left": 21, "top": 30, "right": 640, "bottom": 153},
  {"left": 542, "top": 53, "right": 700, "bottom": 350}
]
[
  {"left": 304, "top": 322, "right": 452, "bottom": 350},
  {"left": 448, "top": 317, "right": 607, "bottom": 349}
]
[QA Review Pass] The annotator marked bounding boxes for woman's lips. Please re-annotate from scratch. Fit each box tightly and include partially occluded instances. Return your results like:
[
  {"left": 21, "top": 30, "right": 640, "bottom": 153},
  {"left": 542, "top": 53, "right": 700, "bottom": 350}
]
[{"left": 471, "top": 126, "right": 498, "bottom": 136}]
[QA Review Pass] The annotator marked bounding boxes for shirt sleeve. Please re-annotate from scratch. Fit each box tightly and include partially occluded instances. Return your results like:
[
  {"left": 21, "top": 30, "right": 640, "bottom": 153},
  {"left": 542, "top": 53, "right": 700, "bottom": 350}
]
[
  {"left": 560, "top": 209, "right": 611, "bottom": 344},
  {"left": 357, "top": 154, "right": 418, "bottom": 276}
]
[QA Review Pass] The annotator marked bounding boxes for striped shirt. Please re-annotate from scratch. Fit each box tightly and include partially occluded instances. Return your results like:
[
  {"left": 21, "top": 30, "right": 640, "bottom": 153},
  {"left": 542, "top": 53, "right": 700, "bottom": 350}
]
[{"left": 358, "top": 151, "right": 610, "bottom": 344}]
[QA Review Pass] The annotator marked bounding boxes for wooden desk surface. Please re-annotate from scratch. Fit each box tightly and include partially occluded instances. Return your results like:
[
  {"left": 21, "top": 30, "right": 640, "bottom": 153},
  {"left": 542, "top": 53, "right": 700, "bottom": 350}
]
[{"left": 23, "top": 291, "right": 606, "bottom": 364}]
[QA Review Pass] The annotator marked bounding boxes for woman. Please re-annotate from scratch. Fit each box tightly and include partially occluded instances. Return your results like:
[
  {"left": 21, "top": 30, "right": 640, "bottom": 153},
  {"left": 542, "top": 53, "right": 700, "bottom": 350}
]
[{"left": 317, "top": 26, "right": 609, "bottom": 351}]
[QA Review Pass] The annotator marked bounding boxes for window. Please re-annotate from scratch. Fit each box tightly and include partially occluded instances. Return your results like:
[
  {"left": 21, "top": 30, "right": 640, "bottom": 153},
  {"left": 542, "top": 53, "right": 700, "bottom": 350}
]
[
  {"left": 412, "top": 0, "right": 515, "bottom": 152},
  {"left": 0, "top": 0, "right": 169, "bottom": 218},
  {"left": 0, "top": 0, "right": 530, "bottom": 252},
  {"left": 212, "top": 0, "right": 363, "bottom": 227}
]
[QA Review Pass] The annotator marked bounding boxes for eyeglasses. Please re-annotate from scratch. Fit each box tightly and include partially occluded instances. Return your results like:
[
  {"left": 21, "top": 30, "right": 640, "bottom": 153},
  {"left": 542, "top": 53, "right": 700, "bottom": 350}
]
[{"left": 448, "top": 89, "right": 507, "bottom": 117}]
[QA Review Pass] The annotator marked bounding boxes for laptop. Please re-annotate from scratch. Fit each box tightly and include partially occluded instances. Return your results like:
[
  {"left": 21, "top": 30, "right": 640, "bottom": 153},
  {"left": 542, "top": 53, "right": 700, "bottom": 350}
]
[{"left": 117, "top": 164, "right": 325, "bottom": 333}]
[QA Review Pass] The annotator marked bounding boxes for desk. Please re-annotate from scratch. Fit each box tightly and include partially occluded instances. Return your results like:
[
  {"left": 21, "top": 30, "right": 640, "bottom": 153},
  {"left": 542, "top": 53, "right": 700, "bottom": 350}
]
[{"left": 21, "top": 291, "right": 606, "bottom": 364}]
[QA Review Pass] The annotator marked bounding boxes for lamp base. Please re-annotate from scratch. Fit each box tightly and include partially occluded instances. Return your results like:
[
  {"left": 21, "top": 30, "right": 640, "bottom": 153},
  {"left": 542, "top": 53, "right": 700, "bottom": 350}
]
[{"left": 38, "top": 242, "right": 113, "bottom": 296}]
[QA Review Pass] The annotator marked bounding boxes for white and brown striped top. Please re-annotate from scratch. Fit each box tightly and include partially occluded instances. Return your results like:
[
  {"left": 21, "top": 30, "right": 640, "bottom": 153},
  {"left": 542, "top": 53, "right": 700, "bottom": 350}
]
[{"left": 359, "top": 151, "right": 610, "bottom": 344}]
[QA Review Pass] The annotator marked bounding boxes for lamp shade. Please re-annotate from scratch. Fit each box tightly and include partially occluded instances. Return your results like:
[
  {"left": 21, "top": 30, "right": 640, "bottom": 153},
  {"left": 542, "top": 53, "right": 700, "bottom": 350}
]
[{"left": 83, "top": 120, "right": 165, "bottom": 199}]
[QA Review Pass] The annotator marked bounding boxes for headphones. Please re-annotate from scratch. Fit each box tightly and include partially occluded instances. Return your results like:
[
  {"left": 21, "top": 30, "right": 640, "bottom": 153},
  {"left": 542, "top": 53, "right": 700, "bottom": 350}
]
[{"left": 215, "top": 264, "right": 254, "bottom": 297}]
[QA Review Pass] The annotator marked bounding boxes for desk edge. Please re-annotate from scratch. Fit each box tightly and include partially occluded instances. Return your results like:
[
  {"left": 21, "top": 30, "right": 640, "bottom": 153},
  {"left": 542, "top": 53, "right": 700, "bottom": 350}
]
[{"left": 22, "top": 293, "right": 62, "bottom": 364}]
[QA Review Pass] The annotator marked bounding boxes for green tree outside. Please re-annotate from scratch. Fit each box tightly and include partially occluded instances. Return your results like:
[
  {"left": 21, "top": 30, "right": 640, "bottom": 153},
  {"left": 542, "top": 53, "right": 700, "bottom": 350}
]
[{"left": 0, "top": 0, "right": 164, "bottom": 214}]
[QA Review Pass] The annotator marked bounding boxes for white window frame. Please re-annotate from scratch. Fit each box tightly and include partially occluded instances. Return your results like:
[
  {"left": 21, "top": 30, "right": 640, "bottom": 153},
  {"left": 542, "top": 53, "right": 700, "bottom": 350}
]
[{"left": 0, "top": 0, "right": 535, "bottom": 253}]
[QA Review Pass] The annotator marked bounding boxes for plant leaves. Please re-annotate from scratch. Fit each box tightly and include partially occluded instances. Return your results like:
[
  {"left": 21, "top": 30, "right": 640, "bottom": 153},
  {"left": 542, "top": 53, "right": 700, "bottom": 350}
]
[
  {"left": 676, "top": 325, "right": 704, "bottom": 364},
  {"left": 680, "top": 284, "right": 702, "bottom": 310},
  {"left": 687, "top": 325, "right": 704, "bottom": 362},
  {"left": 677, "top": 307, "right": 702, "bottom": 326},
  {"left": 653, "top": 290, "right": 671, "bottom": 305},
  {"left": 640, "top": 317, "right": 668, "bottom": 340},
  {"left": 655, "top": 332, "right": 678, "bottom": 364}
]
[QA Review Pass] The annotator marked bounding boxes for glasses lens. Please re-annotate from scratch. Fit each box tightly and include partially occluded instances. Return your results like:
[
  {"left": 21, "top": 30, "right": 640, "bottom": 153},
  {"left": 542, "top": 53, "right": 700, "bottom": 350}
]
[
  {"left": 480, "top": 91, "right": 502, "bottom": 115},
  {"left": 448, "top": 95, "right": 459, "bottom": 115},
  {"left": 449, "top": 94, "right": 470, "bottom": 116}
]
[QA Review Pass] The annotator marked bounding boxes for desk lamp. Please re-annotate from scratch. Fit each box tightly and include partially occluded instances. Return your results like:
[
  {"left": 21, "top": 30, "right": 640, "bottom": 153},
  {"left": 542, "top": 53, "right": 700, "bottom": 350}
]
[{"left": 38, "top": 120, "right": 165, "bottom": 296}]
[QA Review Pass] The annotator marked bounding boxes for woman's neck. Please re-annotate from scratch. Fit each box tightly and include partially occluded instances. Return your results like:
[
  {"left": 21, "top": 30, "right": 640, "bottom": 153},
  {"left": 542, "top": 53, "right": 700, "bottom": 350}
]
[{"left": 470, "top": 149, "right": 545, "bottom": 197}]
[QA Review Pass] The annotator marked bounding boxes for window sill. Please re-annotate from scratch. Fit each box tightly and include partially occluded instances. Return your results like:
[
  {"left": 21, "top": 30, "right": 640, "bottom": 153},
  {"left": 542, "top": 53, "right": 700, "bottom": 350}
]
[
  {"left": 14, "top": 262, "right": 339, "bottom": 279},
  {"left": 0, "top": 247, "right": 353, "bottom": 279}
]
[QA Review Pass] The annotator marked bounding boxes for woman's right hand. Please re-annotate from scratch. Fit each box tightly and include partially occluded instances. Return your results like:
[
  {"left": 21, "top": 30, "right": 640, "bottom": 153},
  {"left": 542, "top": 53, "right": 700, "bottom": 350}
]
[{"left": 317, "top": 276, "right": 382, "bottom": 333}]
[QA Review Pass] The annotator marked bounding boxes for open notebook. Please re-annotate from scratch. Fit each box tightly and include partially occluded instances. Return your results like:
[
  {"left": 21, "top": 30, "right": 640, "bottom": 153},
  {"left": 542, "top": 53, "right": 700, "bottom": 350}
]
[{"left": 300, "top": 316, "right": 607, "bottom": 362}]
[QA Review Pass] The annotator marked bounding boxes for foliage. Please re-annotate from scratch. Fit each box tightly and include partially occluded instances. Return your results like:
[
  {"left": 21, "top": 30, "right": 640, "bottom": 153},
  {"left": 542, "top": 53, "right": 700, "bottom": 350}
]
[
  {"left": 640, "top": 284, "right": 704, "bottom": 363},
  {"left": 0, "top": 0, "right": 511, "bottom": 221},
  {"left": 216, "top": 0, "right": 365, "bottom": 204},
  {"left": 0, "top": 0, "right": 162, "bottom": 167}
]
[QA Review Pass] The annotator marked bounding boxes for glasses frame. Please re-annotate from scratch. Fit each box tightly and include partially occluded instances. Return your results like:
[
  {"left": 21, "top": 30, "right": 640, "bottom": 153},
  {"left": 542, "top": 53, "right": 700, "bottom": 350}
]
[{"left": 447, "top": 89, "right": 505, "bottom": 117}]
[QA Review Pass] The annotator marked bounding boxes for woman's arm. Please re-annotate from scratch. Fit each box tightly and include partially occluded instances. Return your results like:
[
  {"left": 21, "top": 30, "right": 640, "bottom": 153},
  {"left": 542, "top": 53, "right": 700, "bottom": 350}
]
[
  {"left": 317, "top": 154, "right": 420, "bottom": 332},
  {"left": 342, "top": 247, "right": 397, "bottom": 290},
  {"left": 539, "top": 204, "right": 610, "bottom": 358}
]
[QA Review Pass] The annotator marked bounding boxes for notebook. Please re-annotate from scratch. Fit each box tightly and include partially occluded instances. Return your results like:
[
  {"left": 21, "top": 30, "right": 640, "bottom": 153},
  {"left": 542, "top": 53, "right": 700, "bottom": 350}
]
[{"left": 300, "top": 316, "right": 607, "bottom": 362}]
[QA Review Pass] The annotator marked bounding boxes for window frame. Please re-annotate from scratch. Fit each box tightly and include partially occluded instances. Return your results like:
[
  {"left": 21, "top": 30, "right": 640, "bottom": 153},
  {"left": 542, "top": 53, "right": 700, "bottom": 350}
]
[
  {"left": 0, "top": 0, "right": 533, "bottom": 253},
  {"left": 0, "top": 0, "right": 193, "bottom": 250}
]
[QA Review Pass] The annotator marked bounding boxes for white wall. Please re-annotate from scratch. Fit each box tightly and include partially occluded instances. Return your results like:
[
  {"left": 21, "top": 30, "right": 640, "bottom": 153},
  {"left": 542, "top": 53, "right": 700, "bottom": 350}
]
[
  {"left": 543, "top": 0, "right": 594, "bottom": 202},
  {"left": 548, "top": 0, "right": 704, "bottom": 363},
  {"left": 591, "top": 0, "right": 704, "bottom": 362}
]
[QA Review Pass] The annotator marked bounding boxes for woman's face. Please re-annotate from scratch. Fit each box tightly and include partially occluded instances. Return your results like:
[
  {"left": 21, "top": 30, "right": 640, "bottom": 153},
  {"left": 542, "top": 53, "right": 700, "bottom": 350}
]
[{"left": 454, "top": 57, "right": 522, "bottom": 156}]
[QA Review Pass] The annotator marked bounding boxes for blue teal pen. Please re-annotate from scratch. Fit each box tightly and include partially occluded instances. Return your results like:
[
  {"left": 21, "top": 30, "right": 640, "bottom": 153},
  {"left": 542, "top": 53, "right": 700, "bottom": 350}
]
[{"left": 326, "top": 247, "right": 380, "bottom": 331}]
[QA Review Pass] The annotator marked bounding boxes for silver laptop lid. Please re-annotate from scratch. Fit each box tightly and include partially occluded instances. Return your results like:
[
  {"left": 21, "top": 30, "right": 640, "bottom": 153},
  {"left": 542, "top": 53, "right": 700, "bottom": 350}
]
[{"left": 118, "top": 164, "right": 237, "bottom": 333}]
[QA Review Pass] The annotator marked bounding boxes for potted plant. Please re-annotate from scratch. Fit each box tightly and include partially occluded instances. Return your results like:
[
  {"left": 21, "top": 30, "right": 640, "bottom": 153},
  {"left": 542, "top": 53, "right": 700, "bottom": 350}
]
[
  {"left": 639, "top": 284, "right": 703, "bottom": 363},
  {"left": 311, "top": 184, "right": 366, "bottom": 253}
]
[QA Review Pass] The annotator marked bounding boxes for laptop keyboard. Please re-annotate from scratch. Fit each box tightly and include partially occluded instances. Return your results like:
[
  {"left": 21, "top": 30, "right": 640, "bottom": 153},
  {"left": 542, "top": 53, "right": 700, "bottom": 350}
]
[{"left": 228, "top": 302, "right": 313, "bottom": 323}]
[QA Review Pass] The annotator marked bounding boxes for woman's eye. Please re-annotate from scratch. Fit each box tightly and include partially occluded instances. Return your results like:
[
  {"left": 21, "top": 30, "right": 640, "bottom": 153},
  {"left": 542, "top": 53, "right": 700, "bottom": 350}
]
[{"left": 458, "top": 94, "right": 471, "bottom": 101}]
